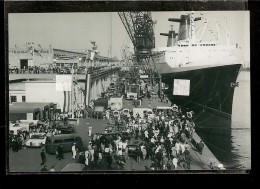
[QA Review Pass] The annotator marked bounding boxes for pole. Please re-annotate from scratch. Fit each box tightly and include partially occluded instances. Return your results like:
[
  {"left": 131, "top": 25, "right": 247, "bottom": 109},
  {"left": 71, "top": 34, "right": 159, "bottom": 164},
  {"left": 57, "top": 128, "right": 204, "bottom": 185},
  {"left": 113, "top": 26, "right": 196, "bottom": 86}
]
[
  {"left": 84, "top": 73, "right": 91, "bottom": 108},
  {"left": 159, "top": 74, "right": 162, "bottom": 98},
  {"left": 110, "top": 12, "right": 112, "bottom": 58},
  {"left": 71, "top": 69, "right": 74, "bottom": 118}
]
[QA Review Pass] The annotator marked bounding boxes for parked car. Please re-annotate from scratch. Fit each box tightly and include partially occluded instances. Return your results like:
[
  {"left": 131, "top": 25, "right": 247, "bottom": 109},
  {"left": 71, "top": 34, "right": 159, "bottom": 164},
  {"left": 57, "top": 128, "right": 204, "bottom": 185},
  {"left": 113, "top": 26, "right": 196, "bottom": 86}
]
[
  {"left": 112, "top": 110, "right": 120, "bottom": 118},
  {"left": 25, "top": 133, "right": 46, "bottom": 147},
  {"left": 122, "top": 109, "right": 130, "bottom": 117},
  {"left": 126, "top": 140, "right": 144, "bottom": 157},
  {"left": 9, "top": 122, "right": 27, "bottom": 135},
  {"left": 56, "top": 124, "right": 75, "bottom": 134}
]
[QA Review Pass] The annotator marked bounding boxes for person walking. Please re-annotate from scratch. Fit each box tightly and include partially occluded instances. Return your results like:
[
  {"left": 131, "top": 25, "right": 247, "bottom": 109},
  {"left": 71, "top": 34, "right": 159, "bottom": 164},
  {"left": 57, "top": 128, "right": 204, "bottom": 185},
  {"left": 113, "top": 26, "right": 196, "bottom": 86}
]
[
  {"left": 85, "top": 148, "right": 90, "bottom": 167},
  {"left": 106, "top": 153, "right": 113, "bottom": 170},
  {"left": 40, "top": 149, "right": 46, "bottom": 166},
  {"left": 56, "top": 145, "right": 64, "bottom": 160},
  {"left": 136, "top": 147, "right": 141, "bottom": 163},
  {"left": 88, "top": 126, "right": 92, "bottom": 137},
  {"left": 172, "top": 157, "right": 178, "bottom": 170},
  {"left": 72, "top": 143, "right": 77, "bottom": 159},
  {"left": 141, "top": 147, "right": 147, "bottom": 160},
  {"left": 184, "top": 153, "right": 192, "bottom": 170},
  {"left": 197, "top": 140, "right": 205, "bottom": 155}
]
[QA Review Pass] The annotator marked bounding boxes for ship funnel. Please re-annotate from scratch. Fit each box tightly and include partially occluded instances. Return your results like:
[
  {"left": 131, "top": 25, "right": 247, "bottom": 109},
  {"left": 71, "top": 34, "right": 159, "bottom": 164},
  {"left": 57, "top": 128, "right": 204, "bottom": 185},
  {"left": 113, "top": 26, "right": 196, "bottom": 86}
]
[
  {"left": 160, "top": 30, "right": 178, "bottom": 47},
  {"left": 169, "top": 14, "right": 201, "bottom": 41}
]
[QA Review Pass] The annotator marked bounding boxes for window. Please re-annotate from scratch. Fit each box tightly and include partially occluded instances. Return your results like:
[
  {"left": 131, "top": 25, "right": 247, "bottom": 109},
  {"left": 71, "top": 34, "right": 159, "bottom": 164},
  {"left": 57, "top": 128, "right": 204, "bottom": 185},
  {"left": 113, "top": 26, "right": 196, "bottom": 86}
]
[
  {"left": 22, "top": 96, "right": 26, "bottom": 102},
  {"left": 10, "top": 96, "right": 17, "bottom": 103},
  {"left": 64, "top": 138, "right": 75, "bottom": 142},
  {"left": 54, "top": 139, "right": 64, "bottom": 143}
]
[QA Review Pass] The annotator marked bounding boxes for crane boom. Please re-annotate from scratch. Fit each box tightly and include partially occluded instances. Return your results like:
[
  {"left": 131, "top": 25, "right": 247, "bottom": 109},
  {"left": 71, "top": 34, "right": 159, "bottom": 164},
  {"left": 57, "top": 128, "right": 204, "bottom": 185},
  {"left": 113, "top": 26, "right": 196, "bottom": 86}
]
[{"left": 118, "top": 12, "right": 155, "bottom": 61}]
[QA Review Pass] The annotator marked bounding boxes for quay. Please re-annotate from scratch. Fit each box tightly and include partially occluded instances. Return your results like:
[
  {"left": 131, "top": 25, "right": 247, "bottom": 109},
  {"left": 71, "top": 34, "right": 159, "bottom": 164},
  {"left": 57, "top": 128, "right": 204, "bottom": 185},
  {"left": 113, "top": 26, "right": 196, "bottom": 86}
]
[{"left": 9, "top": 80, "right": 223, "bottom": 172}]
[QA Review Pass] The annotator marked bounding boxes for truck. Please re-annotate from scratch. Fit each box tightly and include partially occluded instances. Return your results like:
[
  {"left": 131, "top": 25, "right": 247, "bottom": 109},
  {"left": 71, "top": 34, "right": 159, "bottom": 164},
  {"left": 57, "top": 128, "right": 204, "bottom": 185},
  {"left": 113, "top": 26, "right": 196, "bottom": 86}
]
[
  {"left": 109, "top": 96, "right": 123, "bottom": 111},
  {"left": 125, "top": 84, "right": 141, "bottom": 100}
]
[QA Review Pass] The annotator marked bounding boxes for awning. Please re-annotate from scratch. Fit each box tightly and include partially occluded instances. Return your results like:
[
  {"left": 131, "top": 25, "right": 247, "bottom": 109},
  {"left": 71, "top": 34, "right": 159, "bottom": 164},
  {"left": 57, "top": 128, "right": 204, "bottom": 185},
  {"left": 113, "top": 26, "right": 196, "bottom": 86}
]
[{"left": 9, "top": 102, "right": 53, "bottom": 114}]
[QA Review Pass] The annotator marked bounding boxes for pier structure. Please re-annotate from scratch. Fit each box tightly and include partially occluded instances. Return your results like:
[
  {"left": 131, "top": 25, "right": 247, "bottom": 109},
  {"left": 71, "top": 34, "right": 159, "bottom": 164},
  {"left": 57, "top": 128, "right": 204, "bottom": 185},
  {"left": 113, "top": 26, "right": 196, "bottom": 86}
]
[{"left": 9, "top": 67, "right": 120, "bottom": 115}]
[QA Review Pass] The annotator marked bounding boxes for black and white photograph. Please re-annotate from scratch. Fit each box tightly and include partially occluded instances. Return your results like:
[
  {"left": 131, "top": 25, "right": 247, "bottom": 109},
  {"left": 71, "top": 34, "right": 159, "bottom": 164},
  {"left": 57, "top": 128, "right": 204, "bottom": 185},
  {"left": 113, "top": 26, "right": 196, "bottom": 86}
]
[{"left": 6, "top": 3, "right": 250, "bottom": 173}]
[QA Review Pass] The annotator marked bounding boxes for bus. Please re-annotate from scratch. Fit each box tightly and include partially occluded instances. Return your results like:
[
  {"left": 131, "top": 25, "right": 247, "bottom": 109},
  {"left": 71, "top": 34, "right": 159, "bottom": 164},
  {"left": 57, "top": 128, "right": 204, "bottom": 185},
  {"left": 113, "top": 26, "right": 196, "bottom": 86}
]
[{"left": 45, "top": 134, "right": 83, "bottom": 154}]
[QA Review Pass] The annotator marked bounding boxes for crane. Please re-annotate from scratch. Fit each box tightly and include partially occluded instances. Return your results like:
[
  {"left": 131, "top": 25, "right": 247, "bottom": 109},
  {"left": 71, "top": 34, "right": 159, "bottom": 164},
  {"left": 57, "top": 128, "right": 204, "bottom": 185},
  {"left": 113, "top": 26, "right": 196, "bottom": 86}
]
[{"left": 118, "top": 12, "right": 157, "bottom": 84}]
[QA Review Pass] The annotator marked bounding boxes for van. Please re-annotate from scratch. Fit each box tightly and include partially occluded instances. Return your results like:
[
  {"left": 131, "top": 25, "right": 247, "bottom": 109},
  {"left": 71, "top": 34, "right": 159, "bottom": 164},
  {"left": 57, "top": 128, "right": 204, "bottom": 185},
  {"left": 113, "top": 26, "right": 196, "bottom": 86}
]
[{"left": 45, "top": 134, "right": 83, "bottom": 154}]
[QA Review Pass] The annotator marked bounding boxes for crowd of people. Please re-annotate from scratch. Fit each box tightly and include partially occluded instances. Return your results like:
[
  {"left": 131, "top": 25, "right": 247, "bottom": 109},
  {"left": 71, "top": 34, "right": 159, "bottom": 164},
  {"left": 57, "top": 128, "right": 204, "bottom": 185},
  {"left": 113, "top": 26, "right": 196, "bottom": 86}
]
[
  {"left": 9, "top": 75, "right": 206, "bottom": 171},
  {"left": 68, "top": 102, "right": 202, "bottom": 171},
  {"left": 10, "top": 100, "right": 205, "bottom": 171},
  {"left": 9, "top": 65, "right": 115, "bottom": 75}
]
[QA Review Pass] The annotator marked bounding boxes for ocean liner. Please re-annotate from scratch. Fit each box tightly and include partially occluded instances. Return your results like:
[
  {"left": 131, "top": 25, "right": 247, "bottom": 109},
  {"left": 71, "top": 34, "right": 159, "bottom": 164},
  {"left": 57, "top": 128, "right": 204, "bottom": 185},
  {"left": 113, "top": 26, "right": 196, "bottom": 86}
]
[{"left": 152, "top": 12, "right": 242, "bottom": 131}]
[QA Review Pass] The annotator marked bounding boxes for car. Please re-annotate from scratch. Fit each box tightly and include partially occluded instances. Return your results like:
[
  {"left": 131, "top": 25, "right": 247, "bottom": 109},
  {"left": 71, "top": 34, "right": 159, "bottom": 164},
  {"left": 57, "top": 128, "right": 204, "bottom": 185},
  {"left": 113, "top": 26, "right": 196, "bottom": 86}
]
[
  {"left": 56, "top": 124, "right": 75, "bottom": 134},
  {"left": 146, "top": 109, "right": 154, "bottom": 119},
  {"left": 112, "top": 110, "right": 120, "bottom": 117},
  {"left": 99, "top": 132, "right": 120, "bottom": 143},
  {"left": 122, "top": 109, "right": 130, "bottom": 116},
  {"left": 9, "top": 122, "right": 27, "bottom": 135},
  {"left": 126, "top": 140, "right": 144, "bottom": 157},
  {"left": 25, "top": 133, "right": 47, "bottom": 147}
]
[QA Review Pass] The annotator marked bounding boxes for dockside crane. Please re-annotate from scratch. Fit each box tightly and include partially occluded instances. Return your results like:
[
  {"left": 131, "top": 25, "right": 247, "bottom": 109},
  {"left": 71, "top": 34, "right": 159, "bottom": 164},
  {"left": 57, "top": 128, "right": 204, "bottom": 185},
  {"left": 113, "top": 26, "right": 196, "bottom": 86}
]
[{"left": 118, "top": 12, "right": 159, "bottom": 85}]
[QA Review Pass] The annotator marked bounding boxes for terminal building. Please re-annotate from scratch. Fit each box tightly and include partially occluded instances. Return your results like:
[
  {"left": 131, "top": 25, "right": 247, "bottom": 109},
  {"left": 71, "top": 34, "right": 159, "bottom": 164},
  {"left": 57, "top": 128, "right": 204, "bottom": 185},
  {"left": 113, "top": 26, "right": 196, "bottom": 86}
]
[
  {"left": 9, "top": 43, "right": 120, "bottom": 121},
  {"left": 9, "top": 43, "right": 119, "bottom": 69}
]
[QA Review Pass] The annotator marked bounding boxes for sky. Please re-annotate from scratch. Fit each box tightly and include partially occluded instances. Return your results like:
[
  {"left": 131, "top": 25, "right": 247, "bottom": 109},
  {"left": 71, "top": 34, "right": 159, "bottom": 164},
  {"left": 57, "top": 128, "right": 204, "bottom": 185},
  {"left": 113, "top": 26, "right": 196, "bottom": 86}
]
[{"left": 8, "top": 11, "right": 250, "bottom": 62}]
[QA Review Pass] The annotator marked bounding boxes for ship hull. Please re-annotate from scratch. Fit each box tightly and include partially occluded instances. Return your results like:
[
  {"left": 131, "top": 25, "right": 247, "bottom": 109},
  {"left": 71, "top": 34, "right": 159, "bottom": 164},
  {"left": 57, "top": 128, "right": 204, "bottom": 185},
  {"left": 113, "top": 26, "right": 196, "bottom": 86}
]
[{"left": 157, "top": 63, "right": 242, "bottom": 130}]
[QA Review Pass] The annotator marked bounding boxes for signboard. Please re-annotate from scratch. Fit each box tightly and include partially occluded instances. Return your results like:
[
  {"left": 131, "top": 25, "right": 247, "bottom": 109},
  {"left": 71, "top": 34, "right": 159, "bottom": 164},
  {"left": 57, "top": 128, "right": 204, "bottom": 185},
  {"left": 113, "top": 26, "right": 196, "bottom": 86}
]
[
  {"left": 140, "top": 75, "right": 148, "bottom": 79},
  {"left": 173, "top": 79, "right": 190, "bottom": 96},
  {"left": 56, "top": 75, "right": 72, "bottom": 91}
]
